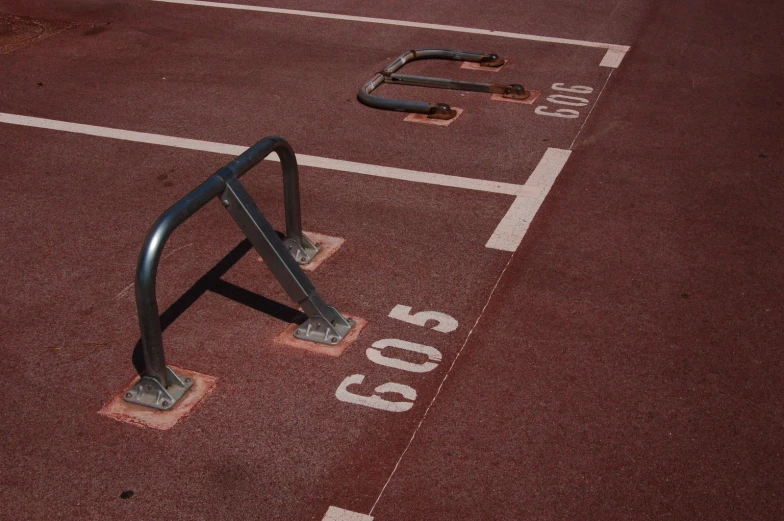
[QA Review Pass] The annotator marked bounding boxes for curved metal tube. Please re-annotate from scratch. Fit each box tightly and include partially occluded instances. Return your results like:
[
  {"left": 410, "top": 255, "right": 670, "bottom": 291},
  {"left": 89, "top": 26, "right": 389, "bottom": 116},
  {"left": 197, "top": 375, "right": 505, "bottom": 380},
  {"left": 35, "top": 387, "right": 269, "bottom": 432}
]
[
  {"left": 218, "top": 137, "right": 303, "bottom": 242},
  {"left": 358, "top": 49, "right": 524, "bottom": 118},
  {"left": 135, "top": 137, "right": 302, "bottom": 386}
]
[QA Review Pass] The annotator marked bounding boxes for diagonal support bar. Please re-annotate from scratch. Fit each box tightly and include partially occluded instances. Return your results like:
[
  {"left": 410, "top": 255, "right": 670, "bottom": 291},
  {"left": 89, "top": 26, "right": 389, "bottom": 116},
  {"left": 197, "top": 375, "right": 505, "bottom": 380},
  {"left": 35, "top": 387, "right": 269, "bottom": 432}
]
[
  {"left": 222, "top": 178, "right": 316, "bottom": 304},
  {"left": 222, "top": 178, "right": 354, "bottom": 346}
]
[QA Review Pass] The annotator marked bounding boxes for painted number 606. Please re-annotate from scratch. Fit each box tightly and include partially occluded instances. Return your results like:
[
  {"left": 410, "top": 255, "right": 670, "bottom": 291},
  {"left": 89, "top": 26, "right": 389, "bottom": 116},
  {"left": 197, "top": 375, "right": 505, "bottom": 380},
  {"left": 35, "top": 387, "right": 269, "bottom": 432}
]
[{"left": 535, "top": 83, "right": 594, "bottom": 119}]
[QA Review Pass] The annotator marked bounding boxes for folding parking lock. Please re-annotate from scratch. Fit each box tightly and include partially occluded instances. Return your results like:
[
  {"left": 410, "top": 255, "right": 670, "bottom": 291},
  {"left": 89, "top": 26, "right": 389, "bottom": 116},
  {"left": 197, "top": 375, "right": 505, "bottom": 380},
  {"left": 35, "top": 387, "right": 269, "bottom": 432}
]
[
  {"left": 124, "top": 137, "right": 354, "bottom": 410},
  {"left": 358, "top": 49, "right": 529, "bottom": 120}
]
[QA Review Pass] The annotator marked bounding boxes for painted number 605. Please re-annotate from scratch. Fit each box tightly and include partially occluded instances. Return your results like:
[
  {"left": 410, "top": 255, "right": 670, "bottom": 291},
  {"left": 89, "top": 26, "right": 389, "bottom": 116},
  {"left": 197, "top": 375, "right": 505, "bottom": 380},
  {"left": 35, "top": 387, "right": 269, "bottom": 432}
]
[{"left": 335, "top": 304, "right": 458, "bottom": 413}]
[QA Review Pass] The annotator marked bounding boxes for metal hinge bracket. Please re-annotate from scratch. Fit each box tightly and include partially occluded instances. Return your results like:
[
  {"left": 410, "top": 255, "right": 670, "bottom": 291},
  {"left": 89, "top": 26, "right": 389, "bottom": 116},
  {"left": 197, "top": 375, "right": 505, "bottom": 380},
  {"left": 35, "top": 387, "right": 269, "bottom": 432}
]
[{"left": 124, "top": 366, "right": 194, "bottom": 411}]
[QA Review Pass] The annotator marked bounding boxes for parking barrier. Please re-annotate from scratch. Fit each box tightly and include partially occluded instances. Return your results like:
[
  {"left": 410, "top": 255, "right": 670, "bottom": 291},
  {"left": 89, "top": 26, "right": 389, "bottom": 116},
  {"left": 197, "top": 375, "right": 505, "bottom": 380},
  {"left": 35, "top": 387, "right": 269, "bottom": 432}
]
[{"left": 124, "top": 137, "right": 354, "bottom": 410}]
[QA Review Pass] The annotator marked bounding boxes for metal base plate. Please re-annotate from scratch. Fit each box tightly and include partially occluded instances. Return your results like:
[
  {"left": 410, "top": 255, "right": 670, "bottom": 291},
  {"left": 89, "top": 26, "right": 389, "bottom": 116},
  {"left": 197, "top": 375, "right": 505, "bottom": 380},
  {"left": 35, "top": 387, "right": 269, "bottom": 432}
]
[
  {"left": 502, "top": 84, "right": 530, "bottom": 100},
  {"left": 284, "top": 233, "right": 320, "bottom": 264},
  {"left": 123, "top": 366, "right": 194, "bottom": 411},
  {"left": 294, "top": 310, "right": 355, "bottom": 345},
  {"left": 479, "top": 54, "right": 505, "bottom": 67},
  {"left": 428, "top": 103, "right": 458, "bottom": 120}
]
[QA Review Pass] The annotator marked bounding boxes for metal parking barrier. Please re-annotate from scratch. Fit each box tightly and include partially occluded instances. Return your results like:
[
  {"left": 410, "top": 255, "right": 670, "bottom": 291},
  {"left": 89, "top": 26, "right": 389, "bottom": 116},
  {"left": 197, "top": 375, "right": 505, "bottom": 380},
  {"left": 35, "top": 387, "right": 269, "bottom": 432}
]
[
  {"left": 358, "top": 49, "right": 529, "bottom": 120},
  {"left": 124, "top": 137, "right": 354, "bottom": 410}
]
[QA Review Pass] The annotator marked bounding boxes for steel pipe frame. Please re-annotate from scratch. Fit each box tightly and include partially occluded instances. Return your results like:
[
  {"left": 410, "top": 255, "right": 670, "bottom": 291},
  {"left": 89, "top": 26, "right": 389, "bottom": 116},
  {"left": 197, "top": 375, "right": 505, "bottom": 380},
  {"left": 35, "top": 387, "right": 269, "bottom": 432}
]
[
  {"left": 358, "top": 49, "right": 528, "bottom": 119},
  {"left": 129, "top": 137, "right": 352, "bottom": 410}
]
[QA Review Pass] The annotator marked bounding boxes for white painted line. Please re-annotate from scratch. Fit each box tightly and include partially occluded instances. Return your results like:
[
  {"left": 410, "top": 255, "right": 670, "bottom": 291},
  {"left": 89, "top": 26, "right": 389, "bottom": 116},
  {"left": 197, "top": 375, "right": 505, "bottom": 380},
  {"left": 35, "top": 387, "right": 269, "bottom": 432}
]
[
  {"left": 323, "top": 506, "right": 373, "bottom": 521},
  {"left": 152, "top": 0, "right": 630, "bottom": 67},
  {"left": 485, "top": 196, "right": 545, "bottom": 252},
  {"left": 295, "top": 153, "right": 527, "bottom": 195},
  {"left": 0, "top": 113, "right": 247, "bottom": 155},
  {"left": 0, "top": 112, "right": 527, "bottom": 196},
  {"left": 0, "top": 112, "right": 571, "bottom": 252},
  {"left": 525, "top": 148, "right": 572, "bottom": 189},
  {"left": 600, "top": 45, "right": 629, "bottom": 68},
  {"left": 485, "top": 148, "right": 571, "bottom": 252}
]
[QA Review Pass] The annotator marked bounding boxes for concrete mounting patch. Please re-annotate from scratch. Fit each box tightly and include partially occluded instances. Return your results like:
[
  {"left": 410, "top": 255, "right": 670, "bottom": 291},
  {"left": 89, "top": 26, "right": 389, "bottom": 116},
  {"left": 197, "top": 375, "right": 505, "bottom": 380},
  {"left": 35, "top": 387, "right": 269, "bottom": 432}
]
[
  {"left": 404, "top": 108, "right": 463, "bottom": 126},
  {"left": 99, "top": 366, "right": 217, "bottom": 430},
  {"left": 273, "top": 316, "right": 368, "bottom": 357},
  {"left": 302, "top": 231, "right": 345, "bottom": 271},
  {"left": 258, "top": 231, "right": 345, "bottom": 272},
  {"left": 490, "top": 90, "right": 541, "bottom": 104},
  {"left": 461, "top": 60, "right": 507, "bottom": 72}
]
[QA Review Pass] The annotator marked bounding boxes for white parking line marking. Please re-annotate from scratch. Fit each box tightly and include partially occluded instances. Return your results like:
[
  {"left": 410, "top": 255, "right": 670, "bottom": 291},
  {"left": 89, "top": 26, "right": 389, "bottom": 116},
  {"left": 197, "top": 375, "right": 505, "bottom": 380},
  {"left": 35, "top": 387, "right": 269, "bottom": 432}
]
[
  {"left": 323, "top": 506, "right": 373, "bottom": 521},
  {"left": 485, "top": 148, "right": 572, "bottom": 252},
  {"left": 294, "top": 153, "right": 526, "bottom": 196},
  {"left": 0, "top": 113, "right": 573, "bottom": 252},
  {"left": 599, "top": 46, "right": 629, "bottom": 68},
  {"left": 0, "top": 112, "right": 527, "bottom": 196},
  {"left": 152, "top": 0, "right": 629, "bottom": 68},
  {"left": 0, "top": 113, "right": 246, "bottom": 155}
]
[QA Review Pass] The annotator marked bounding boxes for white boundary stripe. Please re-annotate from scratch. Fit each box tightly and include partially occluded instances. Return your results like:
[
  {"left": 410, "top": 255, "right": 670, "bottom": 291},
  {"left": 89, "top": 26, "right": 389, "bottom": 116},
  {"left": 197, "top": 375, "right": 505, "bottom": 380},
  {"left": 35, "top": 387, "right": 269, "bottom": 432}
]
[
  {"left": 599, "top": 46, "right": 628, "bottom": 68},
  {"left": 294, "top": 155, "right": 530, "bottom": 196},
  {"left": 0, "top": 113, "right": 247, "bottom": 156},
  {"left": 485, "top": 148, "right": 571, "bottom": 251},
  {"left": 152, "top": 0, "right": 630, "bottom": 68},
  {"left": 0, "top": 112, "right": 527, "bottom": 196},
  {"left": 322, "top": 506, "right": 373, "bottom": 521}
]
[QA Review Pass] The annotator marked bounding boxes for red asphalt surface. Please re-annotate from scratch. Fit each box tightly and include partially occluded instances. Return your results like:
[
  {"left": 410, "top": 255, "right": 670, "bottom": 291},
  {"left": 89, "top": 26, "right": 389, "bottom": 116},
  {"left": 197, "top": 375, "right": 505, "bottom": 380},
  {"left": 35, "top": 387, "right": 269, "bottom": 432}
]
[{"left": 1, "top": 1, "right": 782, "bottom": 520}]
